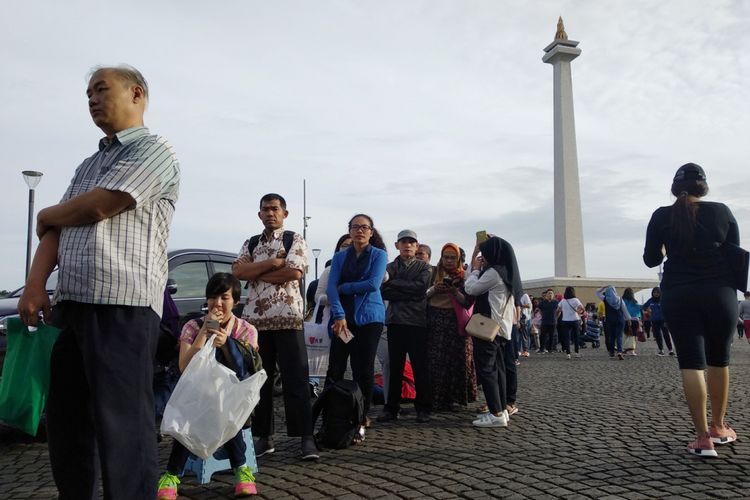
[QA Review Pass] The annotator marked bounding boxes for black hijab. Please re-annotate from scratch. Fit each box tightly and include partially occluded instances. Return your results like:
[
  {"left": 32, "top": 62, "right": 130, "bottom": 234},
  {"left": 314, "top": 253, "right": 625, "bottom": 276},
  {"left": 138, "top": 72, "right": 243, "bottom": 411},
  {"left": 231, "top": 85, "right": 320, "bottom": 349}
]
[{"left": 479, "top": 236, "right": 524, "bottom": 303}]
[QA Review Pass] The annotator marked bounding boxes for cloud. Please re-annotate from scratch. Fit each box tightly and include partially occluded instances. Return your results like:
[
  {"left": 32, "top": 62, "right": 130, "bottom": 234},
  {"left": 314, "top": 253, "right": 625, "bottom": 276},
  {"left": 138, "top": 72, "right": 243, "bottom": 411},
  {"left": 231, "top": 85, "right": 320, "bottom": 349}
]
[{"left": 1, "top": 0, "right": 749, "bottom": 290}]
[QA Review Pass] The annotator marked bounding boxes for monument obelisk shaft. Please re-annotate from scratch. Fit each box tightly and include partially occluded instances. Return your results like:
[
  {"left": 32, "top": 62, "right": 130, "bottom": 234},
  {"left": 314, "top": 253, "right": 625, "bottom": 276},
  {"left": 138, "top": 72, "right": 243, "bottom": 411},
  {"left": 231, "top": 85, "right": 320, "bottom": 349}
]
[{"left": 543, "top": 18, "right": 586, "bottom": 278}]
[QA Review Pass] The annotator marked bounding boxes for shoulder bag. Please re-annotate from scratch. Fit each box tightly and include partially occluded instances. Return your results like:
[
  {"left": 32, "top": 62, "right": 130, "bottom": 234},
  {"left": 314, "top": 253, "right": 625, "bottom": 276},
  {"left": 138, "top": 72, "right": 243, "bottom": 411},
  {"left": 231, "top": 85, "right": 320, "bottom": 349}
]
[{"left": 466, "top": 294, "right": 514, "bottom": 342}]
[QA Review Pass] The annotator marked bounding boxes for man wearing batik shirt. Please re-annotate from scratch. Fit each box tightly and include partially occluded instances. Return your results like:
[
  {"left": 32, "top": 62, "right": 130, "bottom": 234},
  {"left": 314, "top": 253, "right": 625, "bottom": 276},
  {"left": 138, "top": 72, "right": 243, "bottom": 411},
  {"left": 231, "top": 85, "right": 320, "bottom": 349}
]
[
  {"left": 233, "top": 193, "right": 318, "bottom": 460},
  {"left": 18, "top": 65, "right": 180, "bottom": 499}
]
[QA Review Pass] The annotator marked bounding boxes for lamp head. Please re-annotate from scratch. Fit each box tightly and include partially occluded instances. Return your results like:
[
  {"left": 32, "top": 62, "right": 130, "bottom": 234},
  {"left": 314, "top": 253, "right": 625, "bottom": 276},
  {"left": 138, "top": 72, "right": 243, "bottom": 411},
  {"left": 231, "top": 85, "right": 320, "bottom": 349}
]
[
  {"left": 22, "top": 171, "right": 43, "bottom": 189},
  {"left": 312, "top": 248, "right": 321, "bottom": 258}
]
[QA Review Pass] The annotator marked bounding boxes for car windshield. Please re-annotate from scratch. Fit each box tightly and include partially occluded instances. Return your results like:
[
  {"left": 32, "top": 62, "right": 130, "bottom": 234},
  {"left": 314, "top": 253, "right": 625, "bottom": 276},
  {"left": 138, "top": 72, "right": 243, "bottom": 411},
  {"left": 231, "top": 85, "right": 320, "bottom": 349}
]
[{"left": 9, "top": 270, "right": 58, "bottom": 298}]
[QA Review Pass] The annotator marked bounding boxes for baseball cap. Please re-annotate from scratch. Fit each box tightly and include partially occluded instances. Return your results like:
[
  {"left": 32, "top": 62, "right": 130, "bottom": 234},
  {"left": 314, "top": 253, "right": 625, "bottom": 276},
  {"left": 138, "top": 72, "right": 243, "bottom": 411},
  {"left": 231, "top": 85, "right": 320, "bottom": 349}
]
[
  {"left": 673, "top": 163, "right": 706, "bottom": 182},
  {"left": 397, "top": 229, "right": 418, "bottom": 242}
]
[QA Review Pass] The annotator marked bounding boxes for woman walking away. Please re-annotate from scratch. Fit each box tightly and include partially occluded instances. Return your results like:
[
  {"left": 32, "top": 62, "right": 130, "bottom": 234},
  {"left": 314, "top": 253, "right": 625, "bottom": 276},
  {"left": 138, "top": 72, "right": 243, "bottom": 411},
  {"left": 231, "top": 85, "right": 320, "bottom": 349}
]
[
  {"left": 622, "top": 288, "right": 642, "bottom": 356},
  {"left": 644, "top": 162, "right": 743, "bottom": 458},
  {"left": 557, "top": 286, "right": 585, "bottom": 359},
  {"left": 326, "top": 214, "right": 388, "bottom": 443},
  {"left": 643, "top": 287, "right": 674, "bottom": 356},
  {"left": 595, "top": 286, "right": 627, "bottom": 360},
  {"left": 464, "top": 236, "right": 523, "bottom": 428}
]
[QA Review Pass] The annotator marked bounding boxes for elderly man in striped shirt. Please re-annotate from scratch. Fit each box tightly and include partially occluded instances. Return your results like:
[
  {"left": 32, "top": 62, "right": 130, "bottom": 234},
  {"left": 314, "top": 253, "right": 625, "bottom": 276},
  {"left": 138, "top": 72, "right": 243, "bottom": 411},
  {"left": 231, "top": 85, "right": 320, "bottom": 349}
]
[{"left": 18, "top": 65, "right": 180, "bottom": 500}]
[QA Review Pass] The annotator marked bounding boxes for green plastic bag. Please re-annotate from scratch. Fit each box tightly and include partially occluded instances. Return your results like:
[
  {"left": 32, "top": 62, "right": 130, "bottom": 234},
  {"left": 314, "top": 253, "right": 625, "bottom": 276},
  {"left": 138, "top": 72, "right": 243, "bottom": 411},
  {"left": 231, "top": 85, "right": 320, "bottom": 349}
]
[{"left": 0, "top": 317, "right": 60, "bottom": 436}]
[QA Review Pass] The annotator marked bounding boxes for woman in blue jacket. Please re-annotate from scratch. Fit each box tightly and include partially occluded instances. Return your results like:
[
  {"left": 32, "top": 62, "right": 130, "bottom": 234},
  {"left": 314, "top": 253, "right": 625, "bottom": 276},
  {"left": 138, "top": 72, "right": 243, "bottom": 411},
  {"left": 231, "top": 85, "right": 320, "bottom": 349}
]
[{"left": 326, "top": 214, "right": 387, "bottom": 442}]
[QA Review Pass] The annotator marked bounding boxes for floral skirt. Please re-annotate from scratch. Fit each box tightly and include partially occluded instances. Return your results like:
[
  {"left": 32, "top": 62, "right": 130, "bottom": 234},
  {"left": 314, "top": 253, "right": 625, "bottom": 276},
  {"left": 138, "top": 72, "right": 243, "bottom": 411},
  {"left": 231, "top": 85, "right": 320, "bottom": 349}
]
[{"left": 426, "top": 306, "right": 478, "bottom": 410}]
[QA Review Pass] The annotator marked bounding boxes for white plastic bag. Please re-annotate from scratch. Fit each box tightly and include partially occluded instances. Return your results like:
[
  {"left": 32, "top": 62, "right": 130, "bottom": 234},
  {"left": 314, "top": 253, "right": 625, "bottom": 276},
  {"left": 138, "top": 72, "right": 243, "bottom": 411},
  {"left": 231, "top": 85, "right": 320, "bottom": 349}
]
[
  {"left": 304, "top": 300, "right": 331, "bottom": 377},
  {"left": 160, "top": 335, "right": 267, "bottom": 459}
]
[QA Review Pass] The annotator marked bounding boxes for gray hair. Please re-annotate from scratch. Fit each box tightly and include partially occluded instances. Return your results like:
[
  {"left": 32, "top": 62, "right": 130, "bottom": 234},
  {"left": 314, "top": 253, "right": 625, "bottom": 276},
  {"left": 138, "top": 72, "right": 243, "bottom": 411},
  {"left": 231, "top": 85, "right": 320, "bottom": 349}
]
[{"left": 88, "top": 64, "right": 149, "bottom": 102}]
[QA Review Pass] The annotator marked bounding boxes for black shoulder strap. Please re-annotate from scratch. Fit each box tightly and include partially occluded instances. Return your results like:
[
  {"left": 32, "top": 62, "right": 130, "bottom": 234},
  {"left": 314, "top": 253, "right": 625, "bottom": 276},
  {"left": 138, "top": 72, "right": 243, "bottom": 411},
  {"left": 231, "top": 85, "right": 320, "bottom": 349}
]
[
  {"left": 246, "top": 235, "right": 262, "bottom": 256},
  {"left": 248, "top": 231, "right": 294, "bottom": 256},
  {"left": 282, "top": 230, "right": 295, "bottom": 255}
]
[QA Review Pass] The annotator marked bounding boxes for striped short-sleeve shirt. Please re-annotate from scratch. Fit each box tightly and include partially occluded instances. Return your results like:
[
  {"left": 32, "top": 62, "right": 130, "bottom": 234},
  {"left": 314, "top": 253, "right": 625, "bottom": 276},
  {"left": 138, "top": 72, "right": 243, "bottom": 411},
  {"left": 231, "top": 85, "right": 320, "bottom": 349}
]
[{"left": 53, "top": 126, "right": 180, "bottom": 316}]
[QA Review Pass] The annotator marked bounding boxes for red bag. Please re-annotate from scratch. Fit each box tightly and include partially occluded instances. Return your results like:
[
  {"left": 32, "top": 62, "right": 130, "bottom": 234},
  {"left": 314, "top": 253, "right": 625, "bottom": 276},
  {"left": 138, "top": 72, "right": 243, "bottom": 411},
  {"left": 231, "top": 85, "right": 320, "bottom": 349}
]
[{"left": 636, "top": 320, "right": 646, "bottom": 342}]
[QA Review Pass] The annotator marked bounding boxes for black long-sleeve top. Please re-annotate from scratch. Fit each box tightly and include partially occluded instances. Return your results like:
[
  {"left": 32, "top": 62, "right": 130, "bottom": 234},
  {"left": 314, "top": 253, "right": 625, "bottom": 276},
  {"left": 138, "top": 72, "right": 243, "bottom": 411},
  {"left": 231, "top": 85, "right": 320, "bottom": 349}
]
[{"left": 643, "top": 201, "right": 739, "bottom": 290}]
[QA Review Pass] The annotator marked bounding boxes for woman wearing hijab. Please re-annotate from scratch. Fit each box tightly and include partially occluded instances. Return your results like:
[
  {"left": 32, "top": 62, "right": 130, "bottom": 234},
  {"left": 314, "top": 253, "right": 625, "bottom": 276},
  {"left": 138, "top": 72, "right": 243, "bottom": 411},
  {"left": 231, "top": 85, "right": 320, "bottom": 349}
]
[
  {"left": 595, "top": 285, "right": 627, "bottom": 360},
  {"left": 644, "top": 163, "right": 742, "bottom": 457},
  {"left": 425, "top": 243, "right": 478, "bottom": 411},
  {"left": 464, "top": 236, "right": 523, "bottom": 428}
]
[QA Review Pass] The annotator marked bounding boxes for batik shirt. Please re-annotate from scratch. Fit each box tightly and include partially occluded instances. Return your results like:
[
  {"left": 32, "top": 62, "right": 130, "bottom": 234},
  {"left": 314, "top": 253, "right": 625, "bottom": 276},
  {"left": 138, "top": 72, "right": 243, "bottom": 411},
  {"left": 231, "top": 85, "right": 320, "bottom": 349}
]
[{"left": 238, "top": 228, "right": 307, "bottom": 331}]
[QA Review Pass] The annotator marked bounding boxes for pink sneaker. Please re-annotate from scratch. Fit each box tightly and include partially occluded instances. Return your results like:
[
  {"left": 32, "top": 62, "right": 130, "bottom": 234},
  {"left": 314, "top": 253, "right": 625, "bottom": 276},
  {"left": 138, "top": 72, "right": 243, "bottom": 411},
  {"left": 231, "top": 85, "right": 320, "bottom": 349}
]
[
  {"left": 686, "top": 435, "right": 718, "bottom": 458},
  {"left": 709, "top": 423, "right": 737, "bottom": 445}
]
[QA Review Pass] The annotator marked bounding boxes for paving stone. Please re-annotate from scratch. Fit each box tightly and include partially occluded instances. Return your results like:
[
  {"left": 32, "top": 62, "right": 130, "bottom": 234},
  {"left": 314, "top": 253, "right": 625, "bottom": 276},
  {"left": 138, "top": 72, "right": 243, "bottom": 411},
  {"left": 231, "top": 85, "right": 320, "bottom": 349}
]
[{"left": 2, "top": 341, "right": 749, "bottom": 499}]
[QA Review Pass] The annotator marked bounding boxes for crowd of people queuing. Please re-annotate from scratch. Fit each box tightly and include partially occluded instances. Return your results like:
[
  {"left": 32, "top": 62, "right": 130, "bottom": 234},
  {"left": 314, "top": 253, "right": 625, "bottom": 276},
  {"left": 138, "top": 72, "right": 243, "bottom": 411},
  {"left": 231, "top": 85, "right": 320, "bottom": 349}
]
[{"left": 15, "top": 61, "right": 747, "bottom": 499}]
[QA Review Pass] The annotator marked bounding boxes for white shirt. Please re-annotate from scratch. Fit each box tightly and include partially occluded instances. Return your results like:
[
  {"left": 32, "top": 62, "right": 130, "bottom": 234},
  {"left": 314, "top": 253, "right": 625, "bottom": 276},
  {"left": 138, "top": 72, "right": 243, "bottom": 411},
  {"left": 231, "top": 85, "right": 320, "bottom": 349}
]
[
  {"left": 463, "top": 268, "right": 514, "bottom": 340},
  {"left": 558, "top": 297, "right": 583, "bottom": 322}
]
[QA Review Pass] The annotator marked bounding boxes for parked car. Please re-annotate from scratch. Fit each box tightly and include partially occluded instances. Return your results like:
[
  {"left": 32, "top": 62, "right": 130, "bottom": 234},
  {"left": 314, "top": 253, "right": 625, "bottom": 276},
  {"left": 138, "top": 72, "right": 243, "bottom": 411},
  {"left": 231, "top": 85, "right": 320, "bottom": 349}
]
[{"left": 0, "top": 248, "right": 246, "bottom": 368}]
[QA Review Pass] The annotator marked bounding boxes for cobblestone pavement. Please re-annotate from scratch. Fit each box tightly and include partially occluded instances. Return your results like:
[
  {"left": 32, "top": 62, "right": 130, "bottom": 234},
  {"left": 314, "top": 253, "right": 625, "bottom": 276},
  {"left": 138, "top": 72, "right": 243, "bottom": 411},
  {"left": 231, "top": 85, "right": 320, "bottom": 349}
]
[{"left": 2, "top": 339, "right": 750, "bottom": 499}]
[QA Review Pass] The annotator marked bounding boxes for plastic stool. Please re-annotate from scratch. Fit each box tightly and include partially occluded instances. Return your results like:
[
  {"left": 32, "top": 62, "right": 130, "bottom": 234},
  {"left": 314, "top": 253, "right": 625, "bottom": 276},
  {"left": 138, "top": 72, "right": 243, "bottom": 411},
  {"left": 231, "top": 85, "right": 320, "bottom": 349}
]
[{"left": 182, "top": 428, "right": 257, "bottom": 484}]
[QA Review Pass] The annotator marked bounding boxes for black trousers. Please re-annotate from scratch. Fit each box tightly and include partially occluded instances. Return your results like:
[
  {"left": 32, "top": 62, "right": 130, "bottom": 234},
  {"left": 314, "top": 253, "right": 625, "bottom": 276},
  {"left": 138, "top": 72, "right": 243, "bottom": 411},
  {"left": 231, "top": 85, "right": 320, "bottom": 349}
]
[
  {"left": 326, "top": 322, "right": 382, "bottom": 421},
  {"left": 651, "top": 320, "right": 673, "bottom": 352},
  {"left": 472, "top": 336, "right": 507, "bottom": 414},
  {"left": 559, "top": 320, "right": 581, "bottom": 354},
  {"left": 503, "top": 337, "right": 517, "bottom": 405},
  {"left": 47, "top": 302, "right": 160, "bottom": 500},
  {"left": 384, "top": 324, "right": 432, "bottom": 414},
  {"left": 166, "top": 429, "right": 246, "bottom": 475},
  {"left": 252, "top": 329, "right": 313, "bottom": 438},
  {"left": 540, "top": 324, "right": 555, "bottom": 351}
]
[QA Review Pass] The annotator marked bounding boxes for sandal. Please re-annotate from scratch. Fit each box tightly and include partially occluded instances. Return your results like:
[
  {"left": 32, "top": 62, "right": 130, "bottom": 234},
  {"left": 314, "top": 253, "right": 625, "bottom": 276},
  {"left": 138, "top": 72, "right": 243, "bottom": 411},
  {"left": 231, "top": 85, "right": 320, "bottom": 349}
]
[
  {"left": 477, "top": 404, "right": 489, "bottom": 414},
  {"left": 351, "top": 425, "right": 366, "bottom": 445}
]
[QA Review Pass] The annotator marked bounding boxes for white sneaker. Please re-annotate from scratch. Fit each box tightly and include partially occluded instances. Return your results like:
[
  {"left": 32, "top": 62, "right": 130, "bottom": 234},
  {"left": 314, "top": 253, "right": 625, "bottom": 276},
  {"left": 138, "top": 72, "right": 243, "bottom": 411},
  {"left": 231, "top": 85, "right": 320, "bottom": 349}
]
[
  {"left": 503, "top": 409, "right": 510, "bottom": 421},
  {"left": 472, "top": 412, "right": 508, "bottom": 428}
]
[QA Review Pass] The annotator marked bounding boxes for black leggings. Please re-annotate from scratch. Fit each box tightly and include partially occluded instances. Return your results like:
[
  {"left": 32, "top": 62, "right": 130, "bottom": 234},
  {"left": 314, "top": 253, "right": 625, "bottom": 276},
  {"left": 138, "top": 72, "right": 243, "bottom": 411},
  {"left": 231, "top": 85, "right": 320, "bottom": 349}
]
[
  {"left": 559, "top": 320, "right": 580, "bottom": 354},
  {"left": 651, "top": 320, "right": 673, "bottom": 352},
  {"left": 661, "top": 285, "right": 738, "bottom": 370},
  {"left": 326, "top": 322, "right": 383, "bottom": 420}
]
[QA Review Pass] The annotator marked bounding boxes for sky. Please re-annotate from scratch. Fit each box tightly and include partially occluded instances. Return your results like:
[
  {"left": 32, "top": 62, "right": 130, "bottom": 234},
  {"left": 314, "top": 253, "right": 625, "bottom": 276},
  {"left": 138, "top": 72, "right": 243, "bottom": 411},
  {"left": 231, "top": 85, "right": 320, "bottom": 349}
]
[{"left": 1, "top": 0, "right": 749, "bottom": 291}]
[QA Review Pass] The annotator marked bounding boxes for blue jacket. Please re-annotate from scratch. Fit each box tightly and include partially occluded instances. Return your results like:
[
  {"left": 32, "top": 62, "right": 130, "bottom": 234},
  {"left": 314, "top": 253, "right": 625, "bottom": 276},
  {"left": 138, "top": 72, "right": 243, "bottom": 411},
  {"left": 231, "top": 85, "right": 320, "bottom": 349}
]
[{"left": 327, "top": 246, "right": 387, "bottom": 326}]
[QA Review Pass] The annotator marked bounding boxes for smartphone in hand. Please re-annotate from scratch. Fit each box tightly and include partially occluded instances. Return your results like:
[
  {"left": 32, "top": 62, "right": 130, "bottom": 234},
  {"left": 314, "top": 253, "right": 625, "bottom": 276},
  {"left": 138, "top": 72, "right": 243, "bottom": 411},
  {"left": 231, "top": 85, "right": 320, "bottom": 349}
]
[
  {"left": 205, "top": 319, "right": 220, "bottom": 330},
  {"left": 476, "top": 230, "right": 488, "bottom": 244},
  {"left": 338, "top": 328, "right": 354, "bottom": 344}
]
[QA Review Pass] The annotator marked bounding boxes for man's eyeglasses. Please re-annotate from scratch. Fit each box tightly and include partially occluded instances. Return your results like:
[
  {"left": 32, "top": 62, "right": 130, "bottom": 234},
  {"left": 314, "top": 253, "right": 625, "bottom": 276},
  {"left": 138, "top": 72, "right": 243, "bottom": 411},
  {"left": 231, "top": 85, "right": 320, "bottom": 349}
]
[{"left": 349, "top": 224, "right": 372, "bottom": 232}]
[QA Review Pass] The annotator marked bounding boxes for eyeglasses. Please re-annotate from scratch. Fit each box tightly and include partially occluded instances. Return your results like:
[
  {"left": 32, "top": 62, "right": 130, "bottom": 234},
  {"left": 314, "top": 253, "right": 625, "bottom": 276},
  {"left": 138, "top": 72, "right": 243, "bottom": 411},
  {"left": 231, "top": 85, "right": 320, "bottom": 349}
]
[{"left": 349, "top": 224, "right": 372, "bottom": 232}]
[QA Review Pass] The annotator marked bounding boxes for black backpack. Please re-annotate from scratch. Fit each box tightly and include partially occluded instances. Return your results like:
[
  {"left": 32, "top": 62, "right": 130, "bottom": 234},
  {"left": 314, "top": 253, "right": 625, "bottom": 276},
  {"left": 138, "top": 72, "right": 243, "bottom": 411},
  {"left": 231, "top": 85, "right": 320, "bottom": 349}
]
[
  {"left": 245, "top": 230, "right": 295, "bottom": 259},
  {"left": 311, "top": 379, "right": 364, "bottom": 449}
]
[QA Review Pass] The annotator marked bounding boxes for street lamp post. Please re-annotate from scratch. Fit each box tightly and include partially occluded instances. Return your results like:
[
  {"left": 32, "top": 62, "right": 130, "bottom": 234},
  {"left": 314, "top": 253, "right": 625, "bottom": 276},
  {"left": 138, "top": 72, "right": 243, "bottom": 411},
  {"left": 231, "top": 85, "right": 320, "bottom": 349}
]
[
  {"left": 312, "top": 248, "right": 321, "bottom": 280},
  {"left": 22, "top": 171, "right": 43, "bottom": 279}
]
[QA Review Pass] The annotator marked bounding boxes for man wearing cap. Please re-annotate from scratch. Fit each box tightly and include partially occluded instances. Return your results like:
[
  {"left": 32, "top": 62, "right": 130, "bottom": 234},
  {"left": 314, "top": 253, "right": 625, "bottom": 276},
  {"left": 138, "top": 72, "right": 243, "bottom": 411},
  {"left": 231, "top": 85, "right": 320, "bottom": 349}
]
[{"left": 378, "top": 230, "right": 433, "bottom": 423}]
